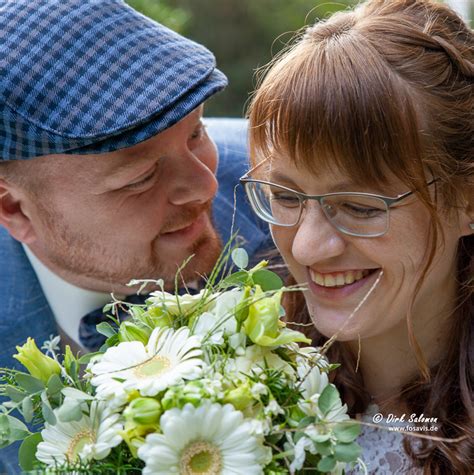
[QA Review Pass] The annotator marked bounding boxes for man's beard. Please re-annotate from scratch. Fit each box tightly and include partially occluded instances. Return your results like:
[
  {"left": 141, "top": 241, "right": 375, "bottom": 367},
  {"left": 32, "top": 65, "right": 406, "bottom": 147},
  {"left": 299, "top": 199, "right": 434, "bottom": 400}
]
[{"left": 37, "top": 202, "right": 223, "bottom": 292}]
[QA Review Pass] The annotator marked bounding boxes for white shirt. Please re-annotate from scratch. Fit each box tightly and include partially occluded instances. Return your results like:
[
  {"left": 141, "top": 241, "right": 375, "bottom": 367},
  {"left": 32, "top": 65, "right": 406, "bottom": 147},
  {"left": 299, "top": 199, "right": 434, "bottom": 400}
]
[{"left": 22, "top": 244, "right": 113, "bottom": 347}]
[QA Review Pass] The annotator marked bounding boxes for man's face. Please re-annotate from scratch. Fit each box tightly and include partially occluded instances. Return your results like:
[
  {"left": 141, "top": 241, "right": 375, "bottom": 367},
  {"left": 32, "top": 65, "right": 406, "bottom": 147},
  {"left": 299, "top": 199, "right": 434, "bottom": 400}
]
[{"left": 24, "top": 106, "right": 222, "bottom": 293}]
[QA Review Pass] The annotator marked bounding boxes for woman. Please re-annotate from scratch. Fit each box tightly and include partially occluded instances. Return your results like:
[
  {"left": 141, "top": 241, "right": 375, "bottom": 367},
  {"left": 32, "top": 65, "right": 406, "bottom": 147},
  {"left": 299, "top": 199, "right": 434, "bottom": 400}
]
[{"left": 241, "top": 0, "right": 473, "bottom": 472}]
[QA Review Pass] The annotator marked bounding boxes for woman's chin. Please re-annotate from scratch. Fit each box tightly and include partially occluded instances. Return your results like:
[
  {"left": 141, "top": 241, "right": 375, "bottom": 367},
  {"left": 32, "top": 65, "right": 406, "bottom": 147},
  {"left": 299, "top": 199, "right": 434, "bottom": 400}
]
[{"left": 306, "top": 304, "right": 369, "bottom": 342}]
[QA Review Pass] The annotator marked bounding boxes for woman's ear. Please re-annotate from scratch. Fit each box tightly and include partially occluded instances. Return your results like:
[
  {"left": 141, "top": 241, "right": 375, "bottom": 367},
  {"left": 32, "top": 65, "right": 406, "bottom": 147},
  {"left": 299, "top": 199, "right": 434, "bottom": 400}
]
[
  {"left": 459, "top": 201, "right": 474, "bottom": 237},
  {"left": 0, "top": 179, "right": 37, "bottom": 243}
]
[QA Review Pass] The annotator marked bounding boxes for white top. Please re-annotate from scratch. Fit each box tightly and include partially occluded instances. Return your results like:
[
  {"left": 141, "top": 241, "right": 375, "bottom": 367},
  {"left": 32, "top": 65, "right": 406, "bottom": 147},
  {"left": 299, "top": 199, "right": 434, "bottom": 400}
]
[
  {"left": 348, "top": 404, "right": 422, "bottom": 474},
  {"left": 22, "top": 244, "right": 113, "bottom": 346}
]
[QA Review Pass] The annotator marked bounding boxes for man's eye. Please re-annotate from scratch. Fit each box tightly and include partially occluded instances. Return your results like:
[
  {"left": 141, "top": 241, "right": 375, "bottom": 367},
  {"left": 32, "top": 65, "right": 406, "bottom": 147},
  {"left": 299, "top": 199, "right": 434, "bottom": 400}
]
[
  {"left": 126, "top": 168, "right": 157, "bottom": 190},
  {"left": 190, "top": 123, "right": 206, "bottom": 140}
]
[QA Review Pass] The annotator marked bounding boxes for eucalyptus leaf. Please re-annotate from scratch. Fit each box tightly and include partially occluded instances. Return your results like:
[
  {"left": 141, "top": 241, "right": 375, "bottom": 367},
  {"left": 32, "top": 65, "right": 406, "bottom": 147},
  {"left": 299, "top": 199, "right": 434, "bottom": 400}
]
[
  {"left": 333, "top": 441, "right": 361, "bottom": 463},
  {"left": 96, "top": 322, "right": 116, "bottom": 338},
  {"left": 231, "top": 248, "right": 249, "bottom": 269},
  {"left": 0, "top": 415, "right": 30, "bottom": 448},
  {"left": 318, "top": 384, "right": 340, "bottom": 417},
  {"left": 61, "top": 388, "right": 94, "bottom": 401},
  {"left": 317, "top": 455, "right": 337, "bottom": 472},
  {"left": 46, "top": 374, "right": 63, "bottom": 397},
  {"left": 40, "top": 393, "right": 56, "bottom": 426},
  {"left": 252, "top": 269, "right": 283, "bottom": 291},
  {"left": 77, "top": 351, "right": 103, "bottom": 365},
  {"left": 41, "top": 402, "right": 56, "bottom": 425},
  {"left": 219, "top": 270, "right": 249, "bottom": 288},
  {"left": 15, "top": 374, "right": 45, "bottom": 394},
  {"left": 21, "top": 397, "right": 34, "bottom": 424},
  {"left": 314, "top": 440, "right": 333, "bottom": 456},
  {"left": 57, "top": 398, "right": 84, "bottom": 423},
  {"left": 19, "top": 433, "right": 42, "bottom": 471},
  {"left": 5, "top": 385, "right": 26, "bottom": 403},
  {"left": 333, "top": 421, "right": 361, "bottom": 443}
]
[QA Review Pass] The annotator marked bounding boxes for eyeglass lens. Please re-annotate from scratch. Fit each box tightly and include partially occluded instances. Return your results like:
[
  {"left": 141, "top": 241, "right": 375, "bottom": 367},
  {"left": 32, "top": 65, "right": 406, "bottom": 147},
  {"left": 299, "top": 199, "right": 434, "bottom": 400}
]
[{"left": 247, "top": 182, "right": 389, "bottom": 237}]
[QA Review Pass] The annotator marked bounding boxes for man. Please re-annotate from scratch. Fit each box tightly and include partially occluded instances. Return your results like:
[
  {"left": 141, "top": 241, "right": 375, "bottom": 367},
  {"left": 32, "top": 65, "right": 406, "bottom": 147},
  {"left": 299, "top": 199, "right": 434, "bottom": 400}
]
[{"left": 0, "top": 2, "right": 269, "bottom": 471}]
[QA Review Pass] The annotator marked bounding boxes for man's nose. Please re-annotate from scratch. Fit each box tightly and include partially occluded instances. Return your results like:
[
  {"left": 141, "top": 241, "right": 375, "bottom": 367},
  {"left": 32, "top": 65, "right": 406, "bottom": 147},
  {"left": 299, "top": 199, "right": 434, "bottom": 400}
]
[
  {"left": 167, "top": 151, "right": 218, "bottom": 206},
  {"left": 291, "top": 202, "right": 347, "bottom": 266}
]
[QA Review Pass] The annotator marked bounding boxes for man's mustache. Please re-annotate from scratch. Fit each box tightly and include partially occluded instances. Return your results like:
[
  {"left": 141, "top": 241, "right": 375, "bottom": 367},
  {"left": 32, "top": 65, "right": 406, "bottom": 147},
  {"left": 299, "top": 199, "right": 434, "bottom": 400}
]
[{"left": 160, "top": 201, "right": 213, "bottom": 234}]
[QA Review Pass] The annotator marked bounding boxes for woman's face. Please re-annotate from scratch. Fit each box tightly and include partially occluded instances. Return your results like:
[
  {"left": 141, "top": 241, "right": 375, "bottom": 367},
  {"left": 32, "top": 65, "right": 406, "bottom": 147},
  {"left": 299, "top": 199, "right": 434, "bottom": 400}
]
[{"left": 269, "top": 155, "right": 465, "bottom": 342}]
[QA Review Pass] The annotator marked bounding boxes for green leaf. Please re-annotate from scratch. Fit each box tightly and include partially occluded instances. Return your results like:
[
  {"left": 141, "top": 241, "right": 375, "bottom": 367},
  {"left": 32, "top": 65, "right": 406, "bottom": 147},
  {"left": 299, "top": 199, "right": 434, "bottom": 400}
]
[
  {"left": 57, "top": 399, "right": 83, "bottom": 423},
  {"left": 40, "top": 393, "right": 56, "bottom": 426},
  {"left": 333, "top": 441, "right": 361, "bottom": 463},
  {"left": 46, "top": 374, "right": 63, "bottom": 397},
  {"left": 5, "top": 385, "right": 26, "bottom": 403},
  {"left": 318, "top": 384, "right": 340, "bottom": 417},
  {"left": 308, "top": 432, "right": 331, "bottom": 443},
  {"left": 231, "top": 248, "right": 249, "bottom": 269},
  {"left": 96, "top": 322, "right": 116, "bottom": 338},
  {"left": 314, "top": 440, "right": 333, "bottom": 456},
  {"left": 21, "top": 397, "right": 34, "bottom": 424},
  {"left": 61, "top": 388, "right": 94, "bottom": 401},
  {"left": 252, "top": 269, "right": 283, "bottom": 291},
  {"left": 0, "top": 415, "right": 30, "bottom": 448},
  {"left": 77, "top": 351, "right": 103, "bottom": 365},
  {"left": 19, "top": 433, "right": 42, "bottom": 471},
  {"left": 317, "top": 455, "right": 337, "bottom": 472},
  {"left": 333, "top": 421, "right": 361, "bottom": 443},
  {"left": 15, "top": 373, "right": 45, "bottom": 393},
  {"left": 219, "top": 270, "right": 249, "bottom": 288}
]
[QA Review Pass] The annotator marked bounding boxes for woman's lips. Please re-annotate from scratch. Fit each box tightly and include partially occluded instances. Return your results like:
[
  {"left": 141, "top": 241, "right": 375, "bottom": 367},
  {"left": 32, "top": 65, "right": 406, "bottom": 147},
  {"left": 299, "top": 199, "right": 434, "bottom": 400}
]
[{"left": 306, "top": 267, "right": 381, "bottom": 300}]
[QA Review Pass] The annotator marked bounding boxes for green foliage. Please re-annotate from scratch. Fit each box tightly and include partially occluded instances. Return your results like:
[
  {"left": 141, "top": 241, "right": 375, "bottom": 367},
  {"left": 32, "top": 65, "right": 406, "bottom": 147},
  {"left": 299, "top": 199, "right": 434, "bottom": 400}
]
[
  {"left": 170, "top": 0, "right": 358, "bottom": 116},
  {"left": 125, "top": 0, "right": 189, "bottom": 32}
]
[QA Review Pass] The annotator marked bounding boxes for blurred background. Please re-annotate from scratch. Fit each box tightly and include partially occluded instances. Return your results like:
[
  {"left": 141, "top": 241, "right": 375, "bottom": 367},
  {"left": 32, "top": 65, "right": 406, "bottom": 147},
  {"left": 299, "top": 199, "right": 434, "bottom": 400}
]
[{"left": 126, "top": 0, "right": 473, "bottom": 117}]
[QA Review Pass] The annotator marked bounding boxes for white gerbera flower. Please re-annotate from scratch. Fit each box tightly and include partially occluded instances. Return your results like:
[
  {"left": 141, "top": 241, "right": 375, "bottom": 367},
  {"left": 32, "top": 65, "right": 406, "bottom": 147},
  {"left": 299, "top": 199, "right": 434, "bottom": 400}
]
[
  {"left": 90, "top": 327, "right": 203, "bottom": 397},
  {"left": 137, "top": 402, "right": 268, "bottom": 475},
  {"left": 298, "top": 364, "right": 329, "bottom": 415},
  {"left": 36, "top": 402, "right": 122, "bottom": 466}
]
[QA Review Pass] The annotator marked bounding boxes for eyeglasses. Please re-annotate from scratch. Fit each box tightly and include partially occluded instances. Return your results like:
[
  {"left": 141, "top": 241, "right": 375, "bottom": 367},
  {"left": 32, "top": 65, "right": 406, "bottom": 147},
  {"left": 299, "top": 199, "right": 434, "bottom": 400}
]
[{"left": 240, "top": 169, "right": 436, "bottom": 238}]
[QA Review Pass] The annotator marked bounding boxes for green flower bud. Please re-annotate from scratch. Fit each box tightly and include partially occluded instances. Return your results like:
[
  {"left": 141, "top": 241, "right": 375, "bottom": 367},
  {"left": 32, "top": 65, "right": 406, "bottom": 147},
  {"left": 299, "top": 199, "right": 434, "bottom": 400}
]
[
  {"left": 223, "top": 384, "right": 253, "bottom": 411},
  {"left": 243, "top": 286, "right": 310, "bottom": 347},
  {"left": 13, "top": 338, "right": 61, "bottom": 384},
  {"left": 124, "top": 397, "right": 162, "bottom": 425},
  {"left": 118, "top": 321, "right": 151, "bottom": 345},
  {"left": 162, "top": 381, "right": 210, "bottom": 410}
]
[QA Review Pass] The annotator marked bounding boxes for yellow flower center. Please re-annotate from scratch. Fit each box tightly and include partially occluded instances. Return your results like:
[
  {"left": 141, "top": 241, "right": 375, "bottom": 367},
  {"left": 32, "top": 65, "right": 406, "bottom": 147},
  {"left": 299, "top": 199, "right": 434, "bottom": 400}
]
[
  {"left": 180, "top": 440, "right": 223, "bottom": 474},
  {"left": 134, "top": 355, "right": 171, "bottom": 378},
  {"left": 66, "top": 429, "right": 95, "bottom": 462}
]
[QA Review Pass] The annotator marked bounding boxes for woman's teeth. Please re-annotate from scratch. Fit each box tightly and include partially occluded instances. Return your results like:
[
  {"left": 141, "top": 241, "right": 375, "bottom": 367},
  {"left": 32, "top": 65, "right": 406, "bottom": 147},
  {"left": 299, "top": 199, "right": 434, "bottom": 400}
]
[{"left": 309, "top": 269, "right": 371, "bottom": 287}]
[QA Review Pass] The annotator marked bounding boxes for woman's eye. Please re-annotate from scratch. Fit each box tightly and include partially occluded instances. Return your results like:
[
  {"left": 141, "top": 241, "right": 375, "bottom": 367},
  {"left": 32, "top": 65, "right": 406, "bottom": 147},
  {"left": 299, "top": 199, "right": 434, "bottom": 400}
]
[
  {"left": 271, "top": 193, "right": 300, "bottom": 207},
  {"left": 340, "top": 202, "right": 385, "bottom": 218}
]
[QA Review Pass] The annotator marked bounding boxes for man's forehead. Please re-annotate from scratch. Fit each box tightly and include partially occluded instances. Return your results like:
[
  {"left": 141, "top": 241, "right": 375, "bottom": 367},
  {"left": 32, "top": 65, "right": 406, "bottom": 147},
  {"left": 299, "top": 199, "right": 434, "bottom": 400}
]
[{"left": 36, "top": 105, "right": 205, "bottom": 178}]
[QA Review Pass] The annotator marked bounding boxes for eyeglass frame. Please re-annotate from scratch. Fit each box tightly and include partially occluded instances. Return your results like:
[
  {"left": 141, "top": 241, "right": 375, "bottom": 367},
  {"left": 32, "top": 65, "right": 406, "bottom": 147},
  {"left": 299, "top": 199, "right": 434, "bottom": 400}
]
[{"left": 239, "top": 165, "right": 437, "bottom": 238}]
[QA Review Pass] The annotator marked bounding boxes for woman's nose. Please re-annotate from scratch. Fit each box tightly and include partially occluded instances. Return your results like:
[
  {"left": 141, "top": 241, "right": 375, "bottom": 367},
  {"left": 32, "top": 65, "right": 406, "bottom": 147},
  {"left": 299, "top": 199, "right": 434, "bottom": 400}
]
[{"left": 291, "top": 202, "right": 347, "bottom": 266}]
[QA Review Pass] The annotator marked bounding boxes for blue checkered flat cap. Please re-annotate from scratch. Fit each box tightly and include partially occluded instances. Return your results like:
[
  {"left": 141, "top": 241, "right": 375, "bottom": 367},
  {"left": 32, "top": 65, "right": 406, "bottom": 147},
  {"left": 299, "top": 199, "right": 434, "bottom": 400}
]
[{"left": 0, "top": 0, "right": 227, "bottom": 160}]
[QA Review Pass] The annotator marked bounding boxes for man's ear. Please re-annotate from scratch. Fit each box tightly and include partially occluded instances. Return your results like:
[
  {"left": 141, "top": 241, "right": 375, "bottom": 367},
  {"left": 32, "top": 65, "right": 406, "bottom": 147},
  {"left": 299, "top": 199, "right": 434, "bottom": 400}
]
[{"left": 0, "top": 178, "right": 37, "bottom": 243}]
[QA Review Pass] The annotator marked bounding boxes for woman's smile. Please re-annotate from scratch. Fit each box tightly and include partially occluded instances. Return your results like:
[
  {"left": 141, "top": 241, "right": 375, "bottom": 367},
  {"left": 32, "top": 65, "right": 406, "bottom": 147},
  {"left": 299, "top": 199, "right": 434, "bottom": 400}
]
[{"left": 306, "top": 267, "right": 382, "bottom": 301}]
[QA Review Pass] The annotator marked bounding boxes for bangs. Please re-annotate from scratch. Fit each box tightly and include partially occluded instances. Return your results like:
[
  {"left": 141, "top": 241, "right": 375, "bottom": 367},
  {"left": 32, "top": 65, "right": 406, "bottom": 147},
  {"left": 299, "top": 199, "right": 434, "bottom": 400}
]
[{"left": 248, "top": 21, "right": 428, "bottom": 190}]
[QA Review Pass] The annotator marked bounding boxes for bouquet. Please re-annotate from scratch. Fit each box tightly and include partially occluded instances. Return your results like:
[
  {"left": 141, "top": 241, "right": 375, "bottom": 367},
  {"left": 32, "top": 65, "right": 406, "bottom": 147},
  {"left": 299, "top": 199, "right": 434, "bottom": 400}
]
[{"left": 0, "top": 245, "right": 363, "bottom": 474}]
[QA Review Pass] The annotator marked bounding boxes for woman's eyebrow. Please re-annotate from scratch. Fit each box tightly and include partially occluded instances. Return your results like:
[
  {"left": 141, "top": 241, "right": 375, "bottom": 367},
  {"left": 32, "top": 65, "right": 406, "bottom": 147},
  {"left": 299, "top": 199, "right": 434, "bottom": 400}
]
[{"left": 269, "top": 170, "right": 361, "bottom": 193}]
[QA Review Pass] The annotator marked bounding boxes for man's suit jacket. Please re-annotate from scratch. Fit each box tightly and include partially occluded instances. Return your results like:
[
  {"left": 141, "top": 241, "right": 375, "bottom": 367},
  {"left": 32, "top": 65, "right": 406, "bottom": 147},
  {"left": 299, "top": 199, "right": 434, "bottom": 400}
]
[{"left": 0, "top": 118, "right": 271, "bottom": 474}]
